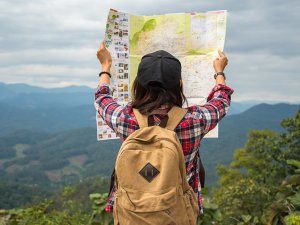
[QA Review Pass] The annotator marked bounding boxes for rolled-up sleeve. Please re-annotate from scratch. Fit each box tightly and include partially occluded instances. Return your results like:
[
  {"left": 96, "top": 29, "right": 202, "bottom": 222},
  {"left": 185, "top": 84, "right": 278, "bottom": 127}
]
[
  {"left": 191, "top": 84, "right": 234, "bottom": 134},
  {"left": 94, "top": 84, "right": 125, "bottom": 134}
]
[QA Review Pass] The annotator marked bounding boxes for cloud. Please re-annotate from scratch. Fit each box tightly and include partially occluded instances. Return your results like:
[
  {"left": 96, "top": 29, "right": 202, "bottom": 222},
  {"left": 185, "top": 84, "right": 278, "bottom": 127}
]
[
  {"left": 227, "top": 51, "right": 300, "bottom": 102},
  {"left": 0, "top": 48, "right": 97, "bottom": 67},
  {"left": 0, "top": 64, "right": 98, "bottom": 88},
  {"left": 0, "top": 0, "right": 299, "bottom": 102}
]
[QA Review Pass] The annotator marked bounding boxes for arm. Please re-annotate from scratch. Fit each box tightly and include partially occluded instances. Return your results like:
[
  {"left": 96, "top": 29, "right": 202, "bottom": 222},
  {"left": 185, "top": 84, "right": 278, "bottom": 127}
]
[
  {"left": 192, "top": 50, "right": 233, "bottom": 134},
  {"left": 197, "top": 84, "right": 233, "bottom": 134},
  {"left": 94, "top": 41, "right": 124, "bottom": 134}
]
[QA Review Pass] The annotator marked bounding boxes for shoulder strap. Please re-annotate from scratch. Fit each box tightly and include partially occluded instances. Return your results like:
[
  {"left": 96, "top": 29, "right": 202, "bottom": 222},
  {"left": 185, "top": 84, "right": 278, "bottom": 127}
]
[
  {"left": 132, "top": 108, "right": 148, "bottom": 128},
  {"left": 199, "top": 155, "right": 205, "bottom": 188},
  {"left": 165, "top": 106, "right": 188, "bottom": 131},
  {"left": 133, "top": 106, "right": 187, "bottom": 130}
]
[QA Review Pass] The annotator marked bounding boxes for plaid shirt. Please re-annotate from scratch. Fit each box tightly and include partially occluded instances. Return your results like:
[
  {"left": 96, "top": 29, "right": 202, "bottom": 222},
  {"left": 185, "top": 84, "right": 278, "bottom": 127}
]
[{"left": 94, "top": 83, "right": 233, "bottom": 214}]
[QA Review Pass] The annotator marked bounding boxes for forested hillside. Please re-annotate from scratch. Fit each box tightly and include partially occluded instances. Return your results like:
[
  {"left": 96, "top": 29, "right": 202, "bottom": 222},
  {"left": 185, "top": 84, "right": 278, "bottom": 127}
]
[
  {"left": 0, "top": 82, "right": 299, "bottom": 224},
  {"left": 1, "top": 110, "right": 299, "bottom": 225},
  {"left": 0, "top": 102, "right": 299, "bottom": 210}
]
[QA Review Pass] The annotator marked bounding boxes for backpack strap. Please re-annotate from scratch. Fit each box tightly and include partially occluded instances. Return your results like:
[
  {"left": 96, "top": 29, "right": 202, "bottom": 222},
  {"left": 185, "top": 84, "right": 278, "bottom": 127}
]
[
  {"left": 133, "top": 106, "right": 187, "bottom": 130},
  {"left": 165, "top": 106, "right": 188, "bottom": 131},
  {"left": 199, "top": 154, "right": 205, "bottom": 188},
  {"left": 132, "top": 108, "right": 148, "bottom": 128}
]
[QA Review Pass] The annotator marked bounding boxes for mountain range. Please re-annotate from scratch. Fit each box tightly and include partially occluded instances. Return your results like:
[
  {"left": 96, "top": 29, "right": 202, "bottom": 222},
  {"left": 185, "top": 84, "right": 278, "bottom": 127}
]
[
  {"left": 0, "top": 82, "right": 299, "bottom": 189},
  {"left": 0, "top": 82, "right": 258, "bottom": 135}
]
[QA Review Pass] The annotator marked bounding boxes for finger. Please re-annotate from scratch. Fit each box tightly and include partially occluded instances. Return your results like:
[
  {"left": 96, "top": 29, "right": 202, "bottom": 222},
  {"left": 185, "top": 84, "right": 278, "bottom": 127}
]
[
  {"left": 96, "top": 48, "right": 101, "bottom": 55},
  {"left": 98, "top": 41, "right": 104, "bottom": 51},
  {"left": 218, "top": 50, "right": 226, "bottom": 58},
  {"left": 99, "top": 40, "right": 105, "bottom": 50}
]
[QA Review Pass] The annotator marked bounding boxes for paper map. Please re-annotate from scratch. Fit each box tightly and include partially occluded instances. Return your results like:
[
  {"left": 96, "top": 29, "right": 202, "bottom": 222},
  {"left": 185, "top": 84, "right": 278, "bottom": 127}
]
[{"left": 96, "top": 8, "right": 227, "bottom": 140}]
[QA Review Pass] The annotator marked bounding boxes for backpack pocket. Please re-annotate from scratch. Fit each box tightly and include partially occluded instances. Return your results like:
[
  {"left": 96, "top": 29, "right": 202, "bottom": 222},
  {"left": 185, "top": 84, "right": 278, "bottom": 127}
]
[
  {"left": 114, "top": 187, "right": 197, "bottom": 225},
  {"left": 117, "top": 186, "right": 178, "bottom": 212}
]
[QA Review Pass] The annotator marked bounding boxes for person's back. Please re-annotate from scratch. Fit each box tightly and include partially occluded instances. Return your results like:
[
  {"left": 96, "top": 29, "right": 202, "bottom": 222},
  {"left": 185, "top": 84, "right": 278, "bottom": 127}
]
[
  {"left": 95, "top": 42, "right": 233, "bottom": 224},
  {"left": 112, "top": 106, "right": 200, "bottom": 225}
]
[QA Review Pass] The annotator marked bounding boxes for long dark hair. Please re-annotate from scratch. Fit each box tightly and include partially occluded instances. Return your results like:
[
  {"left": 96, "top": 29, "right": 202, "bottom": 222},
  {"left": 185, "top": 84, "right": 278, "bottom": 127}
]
[{"left": 131, "top": 77, "right": 187, "bottom": 114}]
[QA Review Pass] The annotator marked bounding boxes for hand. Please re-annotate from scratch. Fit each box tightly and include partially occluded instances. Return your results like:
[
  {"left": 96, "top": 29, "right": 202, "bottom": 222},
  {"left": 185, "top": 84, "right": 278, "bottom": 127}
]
[
  {"left": 213, "top": 50, "right": 228, "bottom": 73},
  {"left": 96, "top": 41, "right": 112, "bottom": 70}
]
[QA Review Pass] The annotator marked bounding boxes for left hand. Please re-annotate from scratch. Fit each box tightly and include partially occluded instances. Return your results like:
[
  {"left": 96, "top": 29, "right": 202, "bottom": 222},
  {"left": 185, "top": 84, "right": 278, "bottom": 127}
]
[{"left": 96, "top": 41, "right": 112, "bottom": 70}]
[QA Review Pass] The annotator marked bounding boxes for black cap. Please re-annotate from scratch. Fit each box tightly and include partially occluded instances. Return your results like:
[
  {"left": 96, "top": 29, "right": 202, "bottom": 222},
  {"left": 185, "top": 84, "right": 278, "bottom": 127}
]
[{"left": 137, "top": 50, "right": 181, "bottom": 89}]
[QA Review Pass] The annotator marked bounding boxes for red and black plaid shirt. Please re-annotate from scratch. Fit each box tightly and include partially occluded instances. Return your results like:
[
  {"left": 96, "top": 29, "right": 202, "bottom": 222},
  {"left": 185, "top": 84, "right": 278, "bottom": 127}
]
[{"left": 94, "top": 83, "right": 233, "bottom": 214}]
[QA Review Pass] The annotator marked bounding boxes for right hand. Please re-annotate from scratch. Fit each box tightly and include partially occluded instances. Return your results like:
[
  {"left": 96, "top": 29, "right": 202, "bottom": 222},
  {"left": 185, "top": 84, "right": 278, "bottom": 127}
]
[
  {"left": 213, "top": 50, "right": 228, "bottom": 73},
  {"left": 96, "top": 41, "right": 112, "bottom": 71}
]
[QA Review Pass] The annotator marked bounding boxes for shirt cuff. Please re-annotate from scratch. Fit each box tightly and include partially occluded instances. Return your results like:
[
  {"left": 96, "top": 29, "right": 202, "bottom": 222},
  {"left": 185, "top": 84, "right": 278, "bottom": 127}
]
[
  {"left": 207, "top": 84, "right": 234, "bottom": 101},
  {"left": 95, "top": 84, "right": 114, "bottom": 98}
]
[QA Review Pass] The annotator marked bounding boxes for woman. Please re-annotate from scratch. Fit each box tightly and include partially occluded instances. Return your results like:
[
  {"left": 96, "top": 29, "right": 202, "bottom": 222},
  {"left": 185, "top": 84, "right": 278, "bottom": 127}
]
[{"left": 95, "top": 41, "right": 233, "bottom": 215}]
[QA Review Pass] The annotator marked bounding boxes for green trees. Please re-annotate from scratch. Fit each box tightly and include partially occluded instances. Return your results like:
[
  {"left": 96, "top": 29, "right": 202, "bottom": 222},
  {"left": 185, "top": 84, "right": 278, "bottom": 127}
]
[
  {"left": 0, "top": 147, "right": 16, "bottom": 159},
  {"left": 0, "top": 197, "right": 89, "bottom": 225},
  {"left": 0, "top": 178, "right": 112, "bottom": 225},
  {"left": 0, "top": 110, "right": 299, "bottom": 225},
  {"left": 207, "top": 110, "right": 300, "bottom": 225}
]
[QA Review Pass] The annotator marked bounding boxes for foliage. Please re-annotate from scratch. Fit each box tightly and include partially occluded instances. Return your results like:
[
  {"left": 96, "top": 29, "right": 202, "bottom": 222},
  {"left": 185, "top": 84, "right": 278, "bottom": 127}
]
[
  {"left": 197, "top": 198, "right": 222, "bottom": 225},
  {"left": 0, "top": 190, "right": 113, "bottom": 225},
  {"left": 0, "top": 198, "right": 89, "bottom": 225},
  {"left": 263, "top": 158, "right": 300, "bottom": 225},
  {"left": 0, "top": 182, "right": 52, "bottom": 209},
  {"left": 0, "top": 103, "right": 298, "bottom": 196},
  {"left": 51, "top": 177, "right": 110, "bottom": 213},
  {"left": 0, "top": 147, "right": 16, "bottom": 159},
  {"left": 208, "top": 110, "right": 300, "bottom": 225},
  {"left": 0, "top": 110, "right": 299, "bottom": 224},
  {"left": 89, "top": 193, "right": 113, "bottom": 225}
]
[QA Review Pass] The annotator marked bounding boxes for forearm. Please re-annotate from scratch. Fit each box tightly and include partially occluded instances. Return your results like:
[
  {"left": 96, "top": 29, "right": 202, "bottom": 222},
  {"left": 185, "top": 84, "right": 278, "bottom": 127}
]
[
  {"left": 215, "top": 75, "right": 226, "bottom": 85},
  {"left": 200, "top": 84, "right": 233, "bottom": 133},
  {"left": 98, "top": 64, "right": 111, "bottom": 86},
  {"left": 94, "top": 84, "right": 124, "bottom": 134}
]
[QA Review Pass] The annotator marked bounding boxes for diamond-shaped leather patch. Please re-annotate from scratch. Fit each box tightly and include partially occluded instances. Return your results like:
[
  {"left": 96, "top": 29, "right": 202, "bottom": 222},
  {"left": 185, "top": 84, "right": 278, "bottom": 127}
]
[{"left": 139, "top": 162, "right": 160, "bottom": 182}]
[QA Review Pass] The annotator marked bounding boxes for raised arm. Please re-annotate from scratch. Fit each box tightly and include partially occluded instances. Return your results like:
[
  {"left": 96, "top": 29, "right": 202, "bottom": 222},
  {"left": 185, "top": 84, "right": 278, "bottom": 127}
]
[
  {"left": 94, "top": 41, "right": 125, "bottom": 134},
  {"left": 191, "top": 50, "right": 233, "bottom": 135}
]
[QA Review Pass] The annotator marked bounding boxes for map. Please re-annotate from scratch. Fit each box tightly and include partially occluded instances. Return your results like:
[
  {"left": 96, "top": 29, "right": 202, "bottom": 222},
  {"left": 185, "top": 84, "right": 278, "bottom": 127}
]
[{"left": 96, "top": 8, "right": 227, "bottom": 140}]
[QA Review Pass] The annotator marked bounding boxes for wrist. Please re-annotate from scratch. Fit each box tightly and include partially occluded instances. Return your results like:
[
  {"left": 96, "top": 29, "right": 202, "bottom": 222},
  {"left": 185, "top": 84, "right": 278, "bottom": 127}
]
[
  {"left": 214, "top": 72, "right": 226, "bottom": 80},
  {"left": 214, "top": 69, "right": 224, "bottom": 73},
  {"left": 99, "top": 71, "right": 111, "bottom": 78},
  {"left": 102, "top": 64, "right": 111, "bottom": 72}
]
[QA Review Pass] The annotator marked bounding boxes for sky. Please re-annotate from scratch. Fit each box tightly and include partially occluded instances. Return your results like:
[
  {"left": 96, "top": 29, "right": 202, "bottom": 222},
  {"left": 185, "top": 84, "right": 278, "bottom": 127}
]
[{"left": 0, "top": 0, "right": 299, "bottom": 103}]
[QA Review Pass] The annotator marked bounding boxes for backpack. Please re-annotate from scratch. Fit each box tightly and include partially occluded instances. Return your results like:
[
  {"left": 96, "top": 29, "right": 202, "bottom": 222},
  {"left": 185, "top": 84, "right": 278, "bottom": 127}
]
[{"left": 111, "top": 106, "right": 199, "bottom": 225}]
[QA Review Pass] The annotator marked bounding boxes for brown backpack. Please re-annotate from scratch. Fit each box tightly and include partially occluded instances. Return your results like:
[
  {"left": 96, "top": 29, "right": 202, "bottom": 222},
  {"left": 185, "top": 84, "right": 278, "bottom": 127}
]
[{"left": 112, "top": 106, "right": 199, "bottom": 225}]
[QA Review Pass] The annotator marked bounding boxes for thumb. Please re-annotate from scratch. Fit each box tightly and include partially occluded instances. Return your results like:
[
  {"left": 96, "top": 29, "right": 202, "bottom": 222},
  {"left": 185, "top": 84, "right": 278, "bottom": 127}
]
[{"left": 100, "top": 40, "right": 105, "bottom": 49}]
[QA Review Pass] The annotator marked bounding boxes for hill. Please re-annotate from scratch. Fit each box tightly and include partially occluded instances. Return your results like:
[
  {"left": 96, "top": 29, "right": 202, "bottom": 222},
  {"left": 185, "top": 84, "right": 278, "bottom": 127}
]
[
  {"left": 0, "top": 103, "right": 299, "bottom": 190},
  {"left": 0, "top": 103, "right": 96, "bottom": 135},
  {"left": 0, "top": 128, "right": 120, "bottom": 189},
  {"left": 201, "top": 103, "right": 300, "bottom": 185},
  {"left": 0, "top": 82, "right": 299, "bottom": 209},
  {"left": 0, "top": 82, "right": 255, "bottom": 135}
]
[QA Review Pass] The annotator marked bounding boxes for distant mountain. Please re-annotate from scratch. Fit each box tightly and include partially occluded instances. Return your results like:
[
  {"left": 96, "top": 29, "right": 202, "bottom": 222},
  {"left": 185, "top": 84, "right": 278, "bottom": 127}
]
[
  {"left": 0, "top": 82, "right": 299, "bottom": 188},
  {"left": 0, "top": 102, "right": 298, "bottom": 190},
  {"left": 0, "top": 127, "right": 120, "bottom": 188},
  {"left": 0, "top": 82, "right": 254, "bottom": 135},
  {"left": 0, "top": 82, "right": 94, "bottom": 109},
  {"left": 0, "top": 103, "right": 96, "bottom": 135},
  {"left": 201, "top": 103, "right": 300, "bottom": 185},
  {"left": 0, "top": 82, "right": 92, "bottom": 94},
  {"left": 227, "top": 102, "right": 256, "bottom": 115},
  {"left": 0, "top": 81, "right": 254, "bottom": 113}
]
